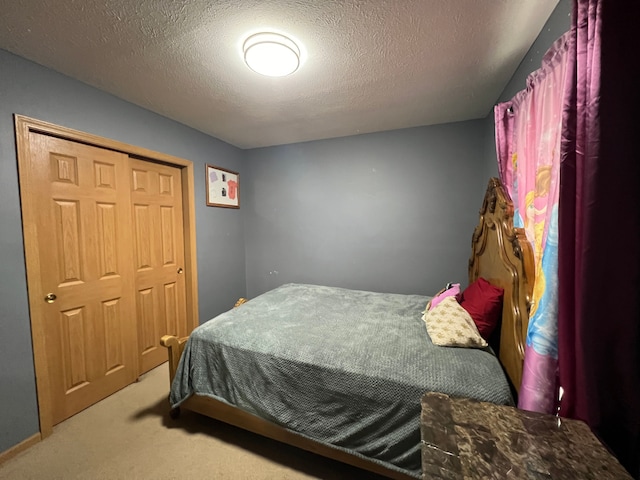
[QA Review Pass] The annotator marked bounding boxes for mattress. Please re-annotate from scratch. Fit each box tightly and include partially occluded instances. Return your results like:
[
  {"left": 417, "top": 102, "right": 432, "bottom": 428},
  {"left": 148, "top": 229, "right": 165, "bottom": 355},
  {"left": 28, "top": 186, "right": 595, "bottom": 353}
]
[{"left": 170, "top": 283, "right": 512, "bottom": 477}]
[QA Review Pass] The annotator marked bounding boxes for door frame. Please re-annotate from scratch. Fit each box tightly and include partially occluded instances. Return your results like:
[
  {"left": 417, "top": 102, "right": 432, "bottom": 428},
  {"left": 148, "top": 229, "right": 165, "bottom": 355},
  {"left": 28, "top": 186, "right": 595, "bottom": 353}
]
[{"left": 15, "top": 114, "right": 200, "bottom": 438}]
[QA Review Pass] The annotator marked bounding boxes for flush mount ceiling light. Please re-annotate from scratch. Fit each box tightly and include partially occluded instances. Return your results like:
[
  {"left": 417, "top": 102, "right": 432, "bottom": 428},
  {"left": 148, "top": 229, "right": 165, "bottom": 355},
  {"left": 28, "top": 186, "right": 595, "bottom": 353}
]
[{"left": 243, "top": 32, "right": 300, "bottom": 77}]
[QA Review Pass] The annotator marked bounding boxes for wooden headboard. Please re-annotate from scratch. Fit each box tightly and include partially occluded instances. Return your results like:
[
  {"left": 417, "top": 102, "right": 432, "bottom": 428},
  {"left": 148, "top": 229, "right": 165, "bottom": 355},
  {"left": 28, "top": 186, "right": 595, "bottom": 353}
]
[{"left": 468, "top": 178, "right": 534, "bottom": 394}]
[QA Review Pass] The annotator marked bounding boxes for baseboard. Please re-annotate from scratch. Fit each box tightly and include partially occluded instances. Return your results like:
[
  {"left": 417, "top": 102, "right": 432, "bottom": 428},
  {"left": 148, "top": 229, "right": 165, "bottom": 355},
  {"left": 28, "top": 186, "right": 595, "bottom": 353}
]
[{"left": 0, "top": 433, "right": 41, "bottom": 465}]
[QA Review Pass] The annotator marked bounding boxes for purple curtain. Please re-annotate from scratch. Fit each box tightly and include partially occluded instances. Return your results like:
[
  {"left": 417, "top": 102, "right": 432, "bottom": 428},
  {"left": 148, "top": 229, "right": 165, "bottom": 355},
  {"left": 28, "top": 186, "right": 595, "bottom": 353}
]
[{"left": 558, "top": 0, "right": 640, "bottom": 477}]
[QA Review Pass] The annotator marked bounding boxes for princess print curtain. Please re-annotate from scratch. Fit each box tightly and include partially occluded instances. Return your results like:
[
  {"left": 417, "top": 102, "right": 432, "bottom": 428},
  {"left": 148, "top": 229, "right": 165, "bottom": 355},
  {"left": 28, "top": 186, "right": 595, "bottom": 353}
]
[{"left": 494, "top": 32, "right": 571, "bottom": 414}]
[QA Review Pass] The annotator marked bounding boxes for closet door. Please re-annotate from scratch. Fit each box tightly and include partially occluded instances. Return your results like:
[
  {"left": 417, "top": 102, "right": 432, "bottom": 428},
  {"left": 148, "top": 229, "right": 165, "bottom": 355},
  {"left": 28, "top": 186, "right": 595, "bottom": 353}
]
[
  {"left": 24, "top": 133, "right": 138, "bottom": 426},
  {"left": 130, "top": 158, "right": 188, "bottom": 374}
]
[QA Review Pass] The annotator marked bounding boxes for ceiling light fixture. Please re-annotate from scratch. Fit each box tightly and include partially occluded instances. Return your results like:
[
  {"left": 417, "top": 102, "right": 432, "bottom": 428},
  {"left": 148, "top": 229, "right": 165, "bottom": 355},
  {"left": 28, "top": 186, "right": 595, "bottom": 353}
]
[{"left": 243, "top": 32, "right": 300, "bottom": 77}]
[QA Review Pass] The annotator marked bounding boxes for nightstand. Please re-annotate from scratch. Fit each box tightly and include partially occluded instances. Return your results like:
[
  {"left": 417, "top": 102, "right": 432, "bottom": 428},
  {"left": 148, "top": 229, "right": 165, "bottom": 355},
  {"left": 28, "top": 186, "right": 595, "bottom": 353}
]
[{"left": 420, "top": 392, "right": 632, "bottom": 479}]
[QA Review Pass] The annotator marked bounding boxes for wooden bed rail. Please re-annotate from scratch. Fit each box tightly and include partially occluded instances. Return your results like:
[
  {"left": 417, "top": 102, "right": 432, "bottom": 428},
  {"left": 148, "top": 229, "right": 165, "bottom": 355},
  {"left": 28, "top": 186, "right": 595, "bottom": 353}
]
[
  {"left": 160, "top": 335, "right": 189, "bottom": 384},
  {"left": 161, "top": 298, "right": 248, "bottom": 384}
]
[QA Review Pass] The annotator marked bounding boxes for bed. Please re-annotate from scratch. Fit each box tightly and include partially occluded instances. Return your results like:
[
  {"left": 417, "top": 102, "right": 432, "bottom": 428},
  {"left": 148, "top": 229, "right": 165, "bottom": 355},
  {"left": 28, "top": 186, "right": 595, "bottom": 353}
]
[{"left": 160, "top": 177, "right": 534, "bottom": 479}]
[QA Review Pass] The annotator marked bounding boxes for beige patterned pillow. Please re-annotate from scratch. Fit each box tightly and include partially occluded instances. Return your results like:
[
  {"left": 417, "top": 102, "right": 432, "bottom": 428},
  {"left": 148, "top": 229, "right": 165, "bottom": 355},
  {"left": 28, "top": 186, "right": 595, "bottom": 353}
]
[{"left": 423, "top": 296, "right": 488, "bottom": 348}]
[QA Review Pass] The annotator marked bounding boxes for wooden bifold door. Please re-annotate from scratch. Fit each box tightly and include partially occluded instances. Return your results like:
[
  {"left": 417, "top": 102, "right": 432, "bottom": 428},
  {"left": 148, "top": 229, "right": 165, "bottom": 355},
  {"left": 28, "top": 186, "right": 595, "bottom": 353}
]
[
  {"left": 16, "top": 116, "right": 198, "bottom": 436},
  {"left": 130, "top": 158, "right": 188, "bottom": 374}
]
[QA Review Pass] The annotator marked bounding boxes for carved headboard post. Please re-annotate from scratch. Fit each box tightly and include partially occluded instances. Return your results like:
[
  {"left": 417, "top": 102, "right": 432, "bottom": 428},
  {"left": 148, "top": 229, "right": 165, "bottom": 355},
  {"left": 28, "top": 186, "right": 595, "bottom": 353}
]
[{"left": 468, "top": 178, "right": 534, "bottom": 393}]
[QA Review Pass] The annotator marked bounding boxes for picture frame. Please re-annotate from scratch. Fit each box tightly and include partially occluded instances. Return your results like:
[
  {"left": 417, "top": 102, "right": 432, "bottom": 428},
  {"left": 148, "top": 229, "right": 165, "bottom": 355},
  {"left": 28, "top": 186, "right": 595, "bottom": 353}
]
[{"left": 205, "top": 164, "right": 239, "bottom": 208}]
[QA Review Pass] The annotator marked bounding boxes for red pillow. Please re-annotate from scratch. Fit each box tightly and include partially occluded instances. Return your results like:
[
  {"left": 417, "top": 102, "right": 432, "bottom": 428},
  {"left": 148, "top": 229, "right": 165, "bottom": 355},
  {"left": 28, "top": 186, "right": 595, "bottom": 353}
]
[{"left": 458, "top": 277, "right": 504, "bottom": 341}]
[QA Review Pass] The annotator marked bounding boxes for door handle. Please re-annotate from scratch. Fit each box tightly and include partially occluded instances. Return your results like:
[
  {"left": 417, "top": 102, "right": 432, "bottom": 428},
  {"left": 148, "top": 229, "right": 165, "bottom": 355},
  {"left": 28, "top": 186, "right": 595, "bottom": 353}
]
[
  {"left": 177, "top": 268, "right": 184, "bottom": 274},
  {"left": 44, "top": 293, "right": 57, "bottom": 303}
]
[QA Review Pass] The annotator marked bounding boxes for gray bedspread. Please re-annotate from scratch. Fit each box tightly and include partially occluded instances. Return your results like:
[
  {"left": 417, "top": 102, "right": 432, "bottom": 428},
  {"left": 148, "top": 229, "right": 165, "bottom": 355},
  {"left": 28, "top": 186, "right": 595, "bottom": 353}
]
[{"left": 170, "top": 283, "right": 512, "bottom": 478}]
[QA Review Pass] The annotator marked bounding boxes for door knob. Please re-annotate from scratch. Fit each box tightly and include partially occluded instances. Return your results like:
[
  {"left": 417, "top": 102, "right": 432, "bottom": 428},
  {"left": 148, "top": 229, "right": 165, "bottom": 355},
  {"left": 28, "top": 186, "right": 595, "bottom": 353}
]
[
  {"left": 44, "top": 293, "right": 57, "bottom": 303},
  {"left": 177, "top": 268, "right": 184, "bottom": 274}
]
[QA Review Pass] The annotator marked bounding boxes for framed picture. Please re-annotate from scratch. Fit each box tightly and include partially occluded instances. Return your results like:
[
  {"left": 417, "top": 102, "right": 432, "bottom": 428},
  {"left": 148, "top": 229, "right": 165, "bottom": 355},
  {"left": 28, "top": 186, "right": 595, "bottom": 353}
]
[{"left": 206, "top": 164, "right": 239, "bottom": 208}]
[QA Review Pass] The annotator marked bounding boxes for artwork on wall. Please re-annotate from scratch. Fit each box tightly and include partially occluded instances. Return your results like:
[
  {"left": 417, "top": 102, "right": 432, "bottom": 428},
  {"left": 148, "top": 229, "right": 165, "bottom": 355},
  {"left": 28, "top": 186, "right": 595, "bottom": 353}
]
[{"left": 206, "top": 164, "right": 239, "bottom": 208}]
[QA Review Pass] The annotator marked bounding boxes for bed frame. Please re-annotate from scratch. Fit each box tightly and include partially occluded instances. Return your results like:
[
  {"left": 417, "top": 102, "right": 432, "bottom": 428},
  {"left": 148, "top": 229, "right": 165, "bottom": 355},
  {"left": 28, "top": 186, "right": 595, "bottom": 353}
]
[{"left": 160, "top": 177, "right": 534, "bottom": 479}]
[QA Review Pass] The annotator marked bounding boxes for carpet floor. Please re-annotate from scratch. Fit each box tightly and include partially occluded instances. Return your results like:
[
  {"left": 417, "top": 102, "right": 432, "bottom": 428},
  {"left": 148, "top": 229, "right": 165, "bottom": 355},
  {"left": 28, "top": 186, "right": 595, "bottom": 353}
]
[{"left": 0, "top": 363, "right": 387, "bottom": 479}]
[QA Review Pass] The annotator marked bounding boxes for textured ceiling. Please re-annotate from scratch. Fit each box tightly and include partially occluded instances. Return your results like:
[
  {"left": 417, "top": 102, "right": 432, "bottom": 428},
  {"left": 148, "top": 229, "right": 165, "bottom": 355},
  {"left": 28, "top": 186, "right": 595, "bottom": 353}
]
[{"left": 0, "top": 0, "right": 559, "bottom": 149}]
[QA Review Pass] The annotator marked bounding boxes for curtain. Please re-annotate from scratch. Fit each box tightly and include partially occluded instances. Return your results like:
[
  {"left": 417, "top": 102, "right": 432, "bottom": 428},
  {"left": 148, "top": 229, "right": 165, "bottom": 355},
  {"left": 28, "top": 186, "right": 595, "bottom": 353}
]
[
  {"left": 494, "top": 33, "right": 571, "bottom": 414},
  {"left": 558, "top": 0, "right": 640, "bottom": 477},
  {"left": 496, "top": 1, "right": 640, "bottom": 475}
]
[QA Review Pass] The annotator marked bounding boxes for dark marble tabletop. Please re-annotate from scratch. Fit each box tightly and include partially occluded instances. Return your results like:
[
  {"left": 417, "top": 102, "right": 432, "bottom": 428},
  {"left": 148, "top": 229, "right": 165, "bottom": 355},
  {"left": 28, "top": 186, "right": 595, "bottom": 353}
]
[{"left": 420, "top": 392, "right": 632, "bottom": 479}]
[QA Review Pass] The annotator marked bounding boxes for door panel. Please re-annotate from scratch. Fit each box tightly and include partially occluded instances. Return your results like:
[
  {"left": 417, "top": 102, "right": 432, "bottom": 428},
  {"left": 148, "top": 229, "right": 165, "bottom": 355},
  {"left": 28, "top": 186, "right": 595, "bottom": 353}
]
[
  {"left": 130, "top": 159, "right": 187, "bottom": 374},
  {"left": 16, "top": 115, "right": 199, "bottom": 437},
  {"left": 27, "top": 133, "right": 138, "bottom": 426}
]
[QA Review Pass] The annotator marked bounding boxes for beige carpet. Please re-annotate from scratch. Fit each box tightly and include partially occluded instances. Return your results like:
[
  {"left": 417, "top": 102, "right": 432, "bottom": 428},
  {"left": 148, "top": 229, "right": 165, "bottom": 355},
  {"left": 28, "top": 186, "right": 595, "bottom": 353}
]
[{"left": 0, "top": 364, "right": 387, "bottom": 480}]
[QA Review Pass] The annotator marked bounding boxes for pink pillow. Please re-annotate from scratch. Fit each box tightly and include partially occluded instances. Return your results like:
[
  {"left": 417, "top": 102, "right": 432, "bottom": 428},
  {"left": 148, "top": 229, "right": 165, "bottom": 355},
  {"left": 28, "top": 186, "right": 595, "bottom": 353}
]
[
  {"left": 429, "top": 283, "right": 461, "bottom": 310},
  {"left": 458, "top": 277, "right": 504, "bottom": 340}
]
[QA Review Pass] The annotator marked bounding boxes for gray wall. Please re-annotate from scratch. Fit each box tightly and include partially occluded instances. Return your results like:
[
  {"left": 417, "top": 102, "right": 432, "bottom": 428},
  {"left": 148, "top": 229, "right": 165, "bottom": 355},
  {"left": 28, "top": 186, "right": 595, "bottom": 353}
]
[
  {"left": 483, "top": 0, "right": 572, "bottom": 178},
  {"left": 0, "top": 49, "right": 246, "bottom": 452},
  {"left": 243, "top": 121, "right": 487, "bottom": 298}
]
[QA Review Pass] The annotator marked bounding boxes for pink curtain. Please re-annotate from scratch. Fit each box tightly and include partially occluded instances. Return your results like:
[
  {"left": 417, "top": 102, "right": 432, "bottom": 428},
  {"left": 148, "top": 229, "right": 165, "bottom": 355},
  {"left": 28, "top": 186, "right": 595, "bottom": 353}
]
[
  {"left": 494, "top": 33, "right": 571, "bottom": 414},
  {"left": 558, "top": 1, "right": 640, "bottom": 477}
]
